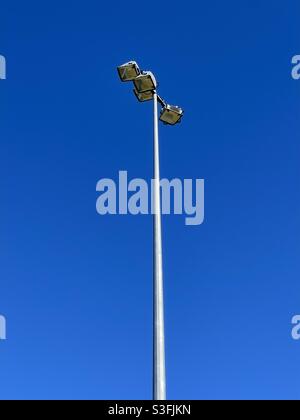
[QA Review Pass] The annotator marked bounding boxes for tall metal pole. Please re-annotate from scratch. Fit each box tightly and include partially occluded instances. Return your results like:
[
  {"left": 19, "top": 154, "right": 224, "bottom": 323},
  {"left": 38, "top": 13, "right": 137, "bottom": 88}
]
[{"left": 153, "top": 92, "right": 166, "bottom": 400}]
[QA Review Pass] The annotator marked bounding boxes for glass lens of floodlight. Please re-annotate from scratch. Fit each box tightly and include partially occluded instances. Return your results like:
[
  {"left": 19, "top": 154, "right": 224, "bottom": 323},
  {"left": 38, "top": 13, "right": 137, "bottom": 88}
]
[
  {"left": 117, "top": 61, "right": 140, "bottom": 81},
  {"left": 133, "top": 72, "right": 157, "bottom": 92},
  {"left": 160, "top": 106, "right": 183, "bottom": 125},
  {"left": 133, "top": 89, "right": 154, "bottom": 102}
]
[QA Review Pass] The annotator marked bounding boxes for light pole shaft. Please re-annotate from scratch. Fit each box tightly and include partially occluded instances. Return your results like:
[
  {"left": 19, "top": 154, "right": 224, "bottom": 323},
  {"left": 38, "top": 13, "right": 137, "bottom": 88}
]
[{"left": 153, "top": 92, "right": 166, "bottom": 400}]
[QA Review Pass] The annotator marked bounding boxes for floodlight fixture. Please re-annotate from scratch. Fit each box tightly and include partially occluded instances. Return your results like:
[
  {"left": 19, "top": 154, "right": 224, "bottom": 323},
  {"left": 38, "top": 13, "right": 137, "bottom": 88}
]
[
  {"left": 159, "top": 104, "right": 184, "bottom": 125},
  {"left": 133, "top": 89, "right": 155, "bottom": 102},
  {"left": 117, "top": 61, "right": 141, "bottom": 82},
  {"left": 133, "top": 71, "right": 157, "bottom": 93}
]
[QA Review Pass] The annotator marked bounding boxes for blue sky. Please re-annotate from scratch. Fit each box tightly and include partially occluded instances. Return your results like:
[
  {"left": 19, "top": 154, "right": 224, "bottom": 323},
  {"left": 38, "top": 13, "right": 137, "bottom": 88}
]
[{"left": 1, "top": 0, "right": 300, "bottom": 400}]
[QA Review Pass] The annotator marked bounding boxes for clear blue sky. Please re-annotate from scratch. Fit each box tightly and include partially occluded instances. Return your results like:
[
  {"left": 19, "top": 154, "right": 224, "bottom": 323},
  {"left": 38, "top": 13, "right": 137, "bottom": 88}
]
[{"left": 1, "top": 0, "right": 300, "bottom": 400}]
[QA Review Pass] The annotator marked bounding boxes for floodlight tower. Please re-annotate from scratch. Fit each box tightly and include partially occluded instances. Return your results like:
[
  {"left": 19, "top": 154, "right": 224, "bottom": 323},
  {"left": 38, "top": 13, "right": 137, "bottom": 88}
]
[{"left": 117, "top": 61, "right": 184, "bottom": 400}]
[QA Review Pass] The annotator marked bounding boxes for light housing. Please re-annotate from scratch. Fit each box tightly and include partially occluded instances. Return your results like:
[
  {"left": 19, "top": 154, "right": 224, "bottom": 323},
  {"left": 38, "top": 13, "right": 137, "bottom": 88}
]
[
  {"left": 159, "top": 104, "right": 184, "bottom": 125},
  {"left": 133, "top": 89, "right": 154, "bottom": 102},
  {"left": 133, "top": 71, "right": 157, "bottom": 93},
  {"left": 117, "top": 61, "right": 141, "bottom": 82}
]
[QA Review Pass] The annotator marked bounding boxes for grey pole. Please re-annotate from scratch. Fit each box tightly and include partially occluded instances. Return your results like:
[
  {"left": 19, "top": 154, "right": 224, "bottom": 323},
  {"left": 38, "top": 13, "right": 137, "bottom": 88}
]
[{"left": 153, "top": 92, "right": 166, "bottom": 400}]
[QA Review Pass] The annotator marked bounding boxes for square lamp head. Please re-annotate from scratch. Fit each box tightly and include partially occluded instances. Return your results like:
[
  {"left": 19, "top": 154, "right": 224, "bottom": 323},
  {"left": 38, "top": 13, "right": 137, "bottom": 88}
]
[
  {"left": 160, "top": 104, "right": 184, "bottom": 125},
  {"left": 133, "top": 71, "right": 157, "bottom": 93},
  {"left": 133, "top": 89, "right": 154, "bottom": 102},
  {"left": 117, "top": 61, "right": 141, "bottom": 82}
]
